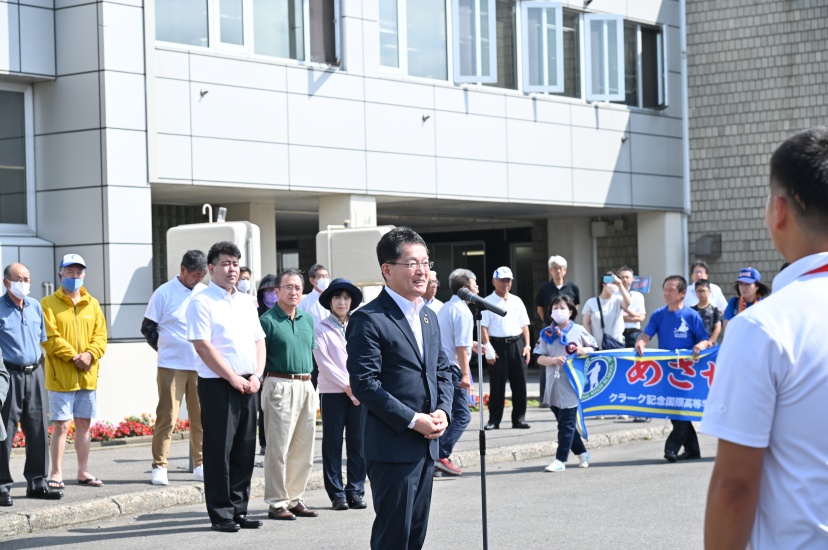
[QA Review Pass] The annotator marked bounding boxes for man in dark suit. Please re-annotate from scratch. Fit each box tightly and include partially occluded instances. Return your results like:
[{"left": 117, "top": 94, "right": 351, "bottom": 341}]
[{"left": 347, "top": 227, "right": 454, "bottom": 550}]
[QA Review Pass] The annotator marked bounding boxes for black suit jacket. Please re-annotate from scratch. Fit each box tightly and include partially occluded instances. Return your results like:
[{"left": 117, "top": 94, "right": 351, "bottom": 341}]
[{"left": 347, "top": 289, "right": 453, "bottom": 463}]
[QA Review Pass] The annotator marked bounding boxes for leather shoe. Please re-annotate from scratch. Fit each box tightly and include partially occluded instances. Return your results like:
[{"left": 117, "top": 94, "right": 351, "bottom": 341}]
[
  {"left": 677, "top": 452, "right": 702, "bottom": 461},
  {"left": 512, "top": 422, "right": 531, "bottom": 429},
  {"left": 211, "top": 519, "right": 240, "bottom": 532},
  {"left": 0, "top": 491, "right": 12, "bottom": 507},
  {"left": 288, "top": 502, "right": 318, "bottom": 518},
  {"left": 27, "top": 486, "right": 64, "bottom": 500},
  {"left": 484, "top": 423, "right": 499, "bottom": 430},
  {"left": 347, "top": 494, "right": 368, "bottom": 509},
  {"left": 268, "top": 507, "right": 296, "bottom": 520},
  {"left": 234, "top": 515, "right": 263, "bottom": 529},
  {"left": 664, "top": 450, "right": 678, "bottom": 463},
  {"left": 331, "top": 497, "right": 349, "bottom": 511}
]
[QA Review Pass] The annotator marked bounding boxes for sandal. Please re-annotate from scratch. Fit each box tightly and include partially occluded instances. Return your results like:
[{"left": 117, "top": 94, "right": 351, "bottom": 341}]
[
  {"left": 46, "top": 479, "right": 65, "bottom": 489},
  {"left": 77, "top": 477, "right": 104, "bottom": 487}
]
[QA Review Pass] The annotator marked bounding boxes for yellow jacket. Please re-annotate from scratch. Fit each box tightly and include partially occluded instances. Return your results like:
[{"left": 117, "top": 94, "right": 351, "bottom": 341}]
[{"left": 41, "top": 286, "right": 107, "bottom": 392}]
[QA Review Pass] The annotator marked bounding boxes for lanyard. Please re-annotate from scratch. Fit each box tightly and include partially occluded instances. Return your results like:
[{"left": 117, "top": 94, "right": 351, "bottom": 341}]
[{"left": 802, "top": 263, "right": 828, "bottom": 277}]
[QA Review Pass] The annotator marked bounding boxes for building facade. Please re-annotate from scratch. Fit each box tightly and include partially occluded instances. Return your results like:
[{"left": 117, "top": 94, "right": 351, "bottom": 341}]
[{"left": 1, "top": 0, "right": 688, "bottom": 420}]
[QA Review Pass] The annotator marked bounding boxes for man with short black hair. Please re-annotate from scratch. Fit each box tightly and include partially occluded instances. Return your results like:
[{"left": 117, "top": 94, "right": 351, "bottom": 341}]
[
  {"left": 684, "top": 260, "right": 728, "bottom": 314},
  {"left": 238, "top": 266, "right": 252, "bottom": 294},
  {"left": 187, "top": 241, "right": 265, "bottom": 533},
  {"left": 703, "top": 127, "right": 828, "bottom": 549},
  {"left": 299, "top": 264, "right": 330, "bottom": 326},
  {"left": 618, "top": 266, "right": 646, "bottom": 348},
  {"left": 142, "top": 250, "right": 207, "bottom": 486}
]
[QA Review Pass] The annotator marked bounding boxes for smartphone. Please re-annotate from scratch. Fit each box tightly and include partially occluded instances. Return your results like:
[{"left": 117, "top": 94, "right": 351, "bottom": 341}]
[{"left": 602, "top": 275, "right": 614, "bottom": 284}]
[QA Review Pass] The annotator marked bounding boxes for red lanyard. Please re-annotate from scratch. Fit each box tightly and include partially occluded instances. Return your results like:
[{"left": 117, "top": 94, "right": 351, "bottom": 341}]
[{"left": 803, "top": 263, "right": 828, "bottom": 277}]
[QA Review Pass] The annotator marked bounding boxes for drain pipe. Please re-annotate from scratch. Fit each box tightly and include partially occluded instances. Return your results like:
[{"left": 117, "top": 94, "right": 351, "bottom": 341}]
[{"left": 680, "top": 0, "right": 691, "bottom": 273}]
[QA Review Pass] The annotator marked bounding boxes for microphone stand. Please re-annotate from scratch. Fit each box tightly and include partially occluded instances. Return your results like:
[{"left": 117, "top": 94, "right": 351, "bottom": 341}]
[{"left": 468, "top": 302, "right": 488, "bottom": 550}]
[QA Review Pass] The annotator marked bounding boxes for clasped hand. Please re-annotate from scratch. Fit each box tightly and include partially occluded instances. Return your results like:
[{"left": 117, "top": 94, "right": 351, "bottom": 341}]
[
  {"left": 413, "top": 410, "right": 448, "bottom": 439},
  {"left": 231, "top": 374, "right": 260, "bottom": 394}
]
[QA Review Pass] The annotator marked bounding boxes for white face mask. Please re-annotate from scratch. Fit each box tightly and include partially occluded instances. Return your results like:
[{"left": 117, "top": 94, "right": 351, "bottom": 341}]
[
  {"left": 237, "top": 279, "right": 251, "bottom": 293},
  {"left": 316, "top": 277, "right": 330, "bottom": 291},
  {"left": 551, "top": 309, "right": 570, "bottom": 324},
  {"left": 8, "top": 281, "right": 30, "bottom": 300},
  {"left": 605, "top": 284, "right": 620, "bottom": 295}
]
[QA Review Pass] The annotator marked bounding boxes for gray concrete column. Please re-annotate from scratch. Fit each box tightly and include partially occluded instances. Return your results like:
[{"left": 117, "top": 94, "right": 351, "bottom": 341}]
[
  {"left": 546, "top": 217, "right": 595, "bottom": 303},
  {"left": 637, "top": 211, "right": 685, "bottom": 320},
  {"left": 318, "top": 194, "right": 377, "bottom": 230}
]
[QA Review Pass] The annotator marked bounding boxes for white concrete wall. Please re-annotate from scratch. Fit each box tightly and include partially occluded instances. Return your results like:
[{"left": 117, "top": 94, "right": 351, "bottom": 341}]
[{"left": 0, "top": 0, "right": 55, "bottom": 79}]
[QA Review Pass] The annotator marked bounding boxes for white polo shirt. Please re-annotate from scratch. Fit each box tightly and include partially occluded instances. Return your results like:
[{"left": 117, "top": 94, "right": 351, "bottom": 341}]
[
  {"left": 700, "top": 251, "right": 828, "bottom": 549},
  {"left": 186, "top": 281, "right": 265, "bottom": 379},
  {"left": 144, "top": 277, "right": 206, "bottom": 371},
  {"left": 480, "top": 292, "right": 530, "bottom": 338},
  {"left": 437, "top": 295, "right": 472, "bottom": 367},
  {"left": 299, "top": 289, "right": 329, "bottom": 326}
]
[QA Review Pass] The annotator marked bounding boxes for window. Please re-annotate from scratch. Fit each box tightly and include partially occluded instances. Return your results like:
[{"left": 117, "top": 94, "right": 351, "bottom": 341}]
[
  {"left": 520, "top": 1, "right": 564, "bottom": 93},
  {"left": 379, "top": 0, "right": 448, "bottom": 80},
  {"left": 0, "top": 85, "right": 34, "bottom": 234},
  {"left": 485, "top": 0, "right": 517, "bottom": 90},
  {"left": 584, "top": 13, "right": 624, "bottom": 101},
  {"left": 155, "top": 0, "right": 339, "bottom": 65},
  {"left": 452, "top": 0, "right": 497, "bottom": 83},
  {"left": 614, "top": 22, "right": 666, "bottom": 109},
  {"left": 554, "top": 9, "right": 581, "bottom": 99}
]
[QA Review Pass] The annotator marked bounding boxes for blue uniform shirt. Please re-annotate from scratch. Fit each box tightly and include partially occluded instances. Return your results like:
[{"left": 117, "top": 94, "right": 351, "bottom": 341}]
[
  {"left": 643, "top": 305, "right": 708, "bottom": 349},
  {"left": 0, "top": 293, "right": 47, "bottom": 365}
]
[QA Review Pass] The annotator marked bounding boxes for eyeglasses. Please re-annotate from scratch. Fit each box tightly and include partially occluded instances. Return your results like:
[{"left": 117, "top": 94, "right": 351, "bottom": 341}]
[
  {"left": 389, "top": 260, "right": 434, "bottom": 271},
  {"left": 278, "top": 285, "right": 303, "bottom": 293},
  {"left": 428, "top": 280, "right": 439, "bottom": 287}
]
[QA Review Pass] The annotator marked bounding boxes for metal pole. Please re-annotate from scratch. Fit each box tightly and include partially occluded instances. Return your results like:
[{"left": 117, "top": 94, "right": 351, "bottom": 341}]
[{"left": 472, "top": 307, "right": 488, "bottom": 550}]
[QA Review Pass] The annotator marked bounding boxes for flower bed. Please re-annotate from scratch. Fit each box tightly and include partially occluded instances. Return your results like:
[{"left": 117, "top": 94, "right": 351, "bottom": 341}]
[{"left": 11, "top": 413, "right": 190, "bottom": 448}]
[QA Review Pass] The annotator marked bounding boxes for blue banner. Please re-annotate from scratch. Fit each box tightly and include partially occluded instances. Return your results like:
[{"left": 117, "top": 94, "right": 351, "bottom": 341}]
[{"left": 565, "top": 348, "right": 718, "bottom": 437}]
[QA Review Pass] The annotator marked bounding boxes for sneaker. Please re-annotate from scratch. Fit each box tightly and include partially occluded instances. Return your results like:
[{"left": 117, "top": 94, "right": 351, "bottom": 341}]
[
  {"left": 192, "top": 465, "right": 204, "bottom": 482},
  {"left": 544, "top": 459, "right": 565, "bottom": 472},
  {"left": 577, "top": 451, "right": 590, "bottom": 468},
  {"left": 151, "top": 467, "right": 169, "bottom": 486},
  {"left": 435, "top": 458, "right": 462, "bottom": 476}
]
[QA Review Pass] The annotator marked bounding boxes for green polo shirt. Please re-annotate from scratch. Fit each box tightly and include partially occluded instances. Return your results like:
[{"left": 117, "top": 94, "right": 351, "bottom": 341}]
[{"left": 260, "top": 305, "right": 316, "bottom": 375}]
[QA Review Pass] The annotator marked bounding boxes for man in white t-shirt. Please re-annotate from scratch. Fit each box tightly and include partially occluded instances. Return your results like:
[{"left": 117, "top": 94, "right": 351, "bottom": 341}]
[
  {"left": 142, "top": 251, "right": 208, "bottom": 486},
  {"left": 480, "top": 267, "right": 532, "bottom": 430},
  {"left": 618, "top": 266, "right": 646, "bottom": 347},
  {"left": 683, "top": 260, "right": 728, "bottom": 315},
  {"left": 701, "top": 127, "right": 828, "bottom": 549}
]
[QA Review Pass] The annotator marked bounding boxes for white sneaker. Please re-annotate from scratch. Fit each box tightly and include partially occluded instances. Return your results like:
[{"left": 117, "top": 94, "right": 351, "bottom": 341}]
[
  {"left": 151, "top": 467, "right": 169, "bottom": 486},
  {"left": 544, "top": 459, "right": 565, "bottom": 472},
  {"left": 193, "top": 465, "right": 204, "bottom": 482},
  {"left": 577, "top": 451, "right": 590, "bottom": 468}
]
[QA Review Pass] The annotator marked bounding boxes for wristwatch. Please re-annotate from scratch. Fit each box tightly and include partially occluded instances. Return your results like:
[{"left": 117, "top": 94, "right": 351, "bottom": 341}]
[{"left": 257, "top": 374, "right": 264, "bottom": 383}]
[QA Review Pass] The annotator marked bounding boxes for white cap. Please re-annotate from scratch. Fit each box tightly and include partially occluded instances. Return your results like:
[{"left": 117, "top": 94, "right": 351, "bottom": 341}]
[
  {"left": 548, "top": 255, "right": 567, "bottom": 268},
  {"left": 60, "top": 253, "right": 86, "bottom": 268},
  {"left": 493, "top": 266, "right": 513, "bottom": 279}
]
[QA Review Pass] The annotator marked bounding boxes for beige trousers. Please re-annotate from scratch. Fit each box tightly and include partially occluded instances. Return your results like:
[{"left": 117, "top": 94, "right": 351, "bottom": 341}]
[
  {"left": 262, "top": 377, "right": 317, "bottom": 509},
  {"left": 151, "top": 367, "right": 203, "bottom": 469}
]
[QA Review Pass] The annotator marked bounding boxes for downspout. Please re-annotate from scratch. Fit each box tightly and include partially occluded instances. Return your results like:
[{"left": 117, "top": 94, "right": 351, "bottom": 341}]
[{"left": 680, "top": 0, "right": 691, "bottom": 273}]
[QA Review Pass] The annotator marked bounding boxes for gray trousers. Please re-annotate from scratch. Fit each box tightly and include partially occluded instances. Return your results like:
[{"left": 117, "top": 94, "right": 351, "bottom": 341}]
[{"left": 0, "top": 367, "right": 50, "bottom": 491}]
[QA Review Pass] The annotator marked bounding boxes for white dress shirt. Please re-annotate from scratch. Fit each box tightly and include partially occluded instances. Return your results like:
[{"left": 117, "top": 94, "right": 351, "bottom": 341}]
[
  {"left": 385, "top": 286, "right": 424, "bottom": 356},
  {"left": 299, "top": 288, "right": 329, "bottom": 326}
]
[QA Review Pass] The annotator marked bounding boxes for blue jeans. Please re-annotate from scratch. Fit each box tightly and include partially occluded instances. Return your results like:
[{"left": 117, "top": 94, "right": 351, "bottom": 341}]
[
  {"left": 551, "top": 406, "right": 586, "bottom": 462},
  {"left": 439, "top": 365, "right": 471, "bottom": 459}
]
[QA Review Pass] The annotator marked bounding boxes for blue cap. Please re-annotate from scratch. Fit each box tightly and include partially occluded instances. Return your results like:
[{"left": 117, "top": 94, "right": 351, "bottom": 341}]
[{"left": 736, "top": 267, "right": 761, "bottom": 284}]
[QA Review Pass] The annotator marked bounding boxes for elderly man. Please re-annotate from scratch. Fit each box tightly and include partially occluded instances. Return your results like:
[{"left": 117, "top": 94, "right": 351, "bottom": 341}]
[
  {"left": 260, "top": 269, "right": 318, "bottom": 521},
  {"left": 422, "top": 270, "right": 443, "bottom": 313},
  {"left": 142, "top": 250, "right": 207, "bottom": 486},
  {"left": 41, "top": 254, "right": 107, "bottom": 488},
  {"left": 535, "top": 255, "right": 580, "bottom": 324},
  {"left": 1, "top": 263, "right": 59, "bottom": 505}
]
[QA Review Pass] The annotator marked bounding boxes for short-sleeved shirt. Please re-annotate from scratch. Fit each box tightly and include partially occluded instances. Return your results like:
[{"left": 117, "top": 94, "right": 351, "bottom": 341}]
[
  {"left": 299, "top": 289, "right": 329, "bottom": 327},
  {"left": 582, "top": 295, "right": 625, "bottom": 344},
  {"left": 642, "top": 305, "right": 708, "bottom": 349},
  {"left": 144, "top": 277, "right": 206, "bottom": 371},
  {"left": 0, "top": 293, "right": 46, "bottom": 365},
  {"left": 535, "top": 281, "right": 580, "bottom": 323},
  {"left": 684, "top": 281, "right": 728, "bottom": 314},
  {"left": 624, "top": 290, "right": 646, "bottom": 330},
  {"left": 723, "top": 295, "right": 761, "bottom": 321},
  {"left": 437, "top": 295, "right": 472, "bottom": 367},
  {"left": 480, "top": 292, "right": 530, "bottom": 338},
  {"left": 700, "top": 251, "right": 828, "bottom": 549},
  {"left": 534, "top": 322, "right": 596, "bottom": 409},
  {"left": 186, "top": 281, "right": 265, "bottom": 379},
  {"left": 691, "top": 303, "right": 721, "bottom": 340},
  {"left": 260, "top": 305, "right": 316, "bottom": 375}
]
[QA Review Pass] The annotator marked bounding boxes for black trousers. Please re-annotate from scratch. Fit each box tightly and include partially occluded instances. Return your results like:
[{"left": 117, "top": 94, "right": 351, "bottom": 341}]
[
  {"left": 0, "top": 367, "right": 49, "bottom": 491},
  {"left": 366, "top": 454, "right": 434, "bottom": 550},
  {"left": 320, "top": 393, "right": 365, "bottom": 501},
  {"left": 487, "top": 338, "right": 527, "bottom": 426},
  {"left": 665, "top": 420, "right": 700, "bottom": 455},
  {"left": 256, "top": 385, "right": 266, "bottom": 449},
  {"left": 198, "top": 377, "right": 257, "bottom": 524}
]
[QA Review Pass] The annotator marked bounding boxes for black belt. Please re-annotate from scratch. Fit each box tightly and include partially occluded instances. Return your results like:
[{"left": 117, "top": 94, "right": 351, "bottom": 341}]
[
  {"left": 489, "top": 336, "right": 522, "bottom": 344},
  {"left": 623, "top": 328, "right": 640, "bottom": 335},
  {"left": 4, "top": 359, "right": 41, "bottom": 374},
  {"left": 265, "top": 372, "right": 312, "bottom": 381}
]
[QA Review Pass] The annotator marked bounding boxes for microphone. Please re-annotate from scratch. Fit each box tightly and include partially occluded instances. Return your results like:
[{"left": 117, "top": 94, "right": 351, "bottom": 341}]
[{"left": 457, "top": 288, "right": 507, "bottom": 317}]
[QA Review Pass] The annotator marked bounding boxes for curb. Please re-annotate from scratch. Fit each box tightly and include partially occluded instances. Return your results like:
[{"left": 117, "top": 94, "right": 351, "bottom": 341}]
[
  {"left": 0, "top": 425, "right": 671, "bottom": 538},
  {"left": 10, "top": 433, "right": 190, "bottom": 458}
]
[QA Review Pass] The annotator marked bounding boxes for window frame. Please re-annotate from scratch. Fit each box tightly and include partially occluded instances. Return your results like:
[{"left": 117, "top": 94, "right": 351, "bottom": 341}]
[
  {"left": 379, "top": 0, "right": 452, "bottom": 82},
  {"left": 211, "top": 0, "right": 251, "bottom": 54},
  {"left": 451, "top": 0, "right": 498, "bottom": 84},
  {"left": 0, "top": 82, "right": 35, "bottom": 237},
  {"left": 519, "top": 1, "right": 565, "bottom": 94},
  {"left": 583, "top": 13, "right": 625, "bottom": 102}
]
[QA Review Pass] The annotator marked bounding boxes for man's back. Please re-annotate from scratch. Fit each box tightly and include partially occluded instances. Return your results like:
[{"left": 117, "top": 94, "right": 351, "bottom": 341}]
[{"left": 702, "top": 254, "right": 828, "bottom": 548}]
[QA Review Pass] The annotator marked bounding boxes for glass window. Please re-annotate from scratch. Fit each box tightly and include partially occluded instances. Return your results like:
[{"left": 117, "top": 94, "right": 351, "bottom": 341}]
[
  {"left": 308, "top": 0, "right": 339, "bottom": 65},
  {"left": 521, "top": 1, "right": 564, "bottom": 93},
  {"left": 253, "top": 0, "right": 304, "bottom": 60},
  {"left": 553, "top": 9, "right": 581, "bottom": 99},
  {"left": 219, "top": 0, "right": 244, "bottom": 45},
  {"left": 584, "top": 13, "right": 624, "bottom": 101},
  {"left": 156, "top": 0, "right": 210, "bottom": 47},
  {"left": 379, "top": 0, "right": 400, "bottom": 68},
  {"left": 406, "top": 0, "right": 447, "bottom": 79},
  {"left": 0, "top": 90, "right": 28, "bottom": 227},
  {"left": 452, "top": 0, "right": 497, "bottom": 83},
  {"left": 484, "top": 0, "right": 516, "bottom": 90},
  {"left": 613, "top": 22, "right": 667, "bottom": 109}
]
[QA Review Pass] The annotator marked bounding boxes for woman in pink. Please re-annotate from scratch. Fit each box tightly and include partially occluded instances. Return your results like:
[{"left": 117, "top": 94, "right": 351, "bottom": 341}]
[{"left": 313, "top": 278, "right": 366, "bottom": 512}]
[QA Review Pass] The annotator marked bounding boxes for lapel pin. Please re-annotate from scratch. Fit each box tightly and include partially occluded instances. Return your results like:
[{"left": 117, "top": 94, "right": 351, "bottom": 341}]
[{"left": 423, "top": 314, "right": 429, "bottom": 324}]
